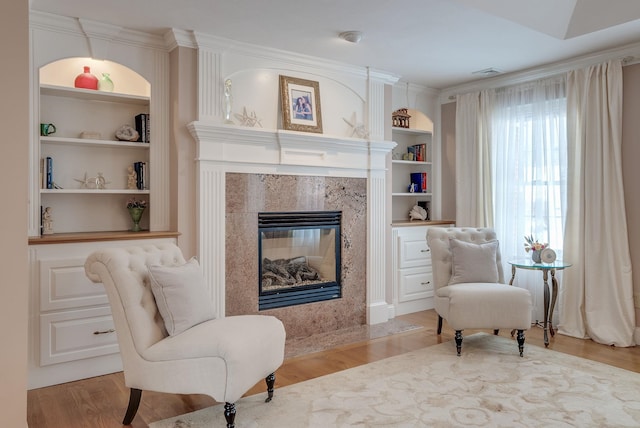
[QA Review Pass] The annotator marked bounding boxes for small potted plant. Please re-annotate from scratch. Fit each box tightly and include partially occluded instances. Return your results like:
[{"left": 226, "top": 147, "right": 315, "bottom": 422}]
[{"left": 126, "top": 198, "right": 147, "bottom": 232}]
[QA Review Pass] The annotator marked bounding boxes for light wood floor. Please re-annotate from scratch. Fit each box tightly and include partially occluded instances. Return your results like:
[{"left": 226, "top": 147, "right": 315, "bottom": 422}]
[{"left": 27, "top": 309, "right": 640, "bottom": 427}]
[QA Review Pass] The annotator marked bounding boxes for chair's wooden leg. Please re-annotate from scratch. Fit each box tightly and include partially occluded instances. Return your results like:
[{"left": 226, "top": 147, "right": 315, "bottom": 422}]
[
  {"left": 265, "top": 372, "right": 275, "bottom": 402},
  {"left": 516, "top": 329, "right": 525, "bottom": 357},
  {"left": 455, "top": 330, "right": 462, "bottom": 356},
  {"left": 437, "top": 315, "right": 443, "bottom": 334},
  {"left": 122, "top": 388, "right": 142, "bottom": 425},
  {"left": 224, "top": 402, "right": 236, "bottom": 428},
  {"left": 493, "top": 329, "right": 499, "bottom": 335}
]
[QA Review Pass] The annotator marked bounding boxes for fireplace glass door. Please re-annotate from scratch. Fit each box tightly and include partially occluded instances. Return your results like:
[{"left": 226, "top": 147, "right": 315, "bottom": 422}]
[{"left": 258, "top": 211, "right": 341, "bottom": 310}]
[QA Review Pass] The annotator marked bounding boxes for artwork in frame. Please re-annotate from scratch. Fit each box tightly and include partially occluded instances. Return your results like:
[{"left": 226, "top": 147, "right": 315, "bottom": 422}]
[{"left": 279, "top": 75, "right": 323, "bottom": 133}]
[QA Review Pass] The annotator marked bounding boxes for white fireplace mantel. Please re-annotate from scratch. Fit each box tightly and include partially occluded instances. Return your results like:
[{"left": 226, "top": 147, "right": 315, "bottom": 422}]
[{"left": 188, "top": 121, "right": 396, "bottom": 325}]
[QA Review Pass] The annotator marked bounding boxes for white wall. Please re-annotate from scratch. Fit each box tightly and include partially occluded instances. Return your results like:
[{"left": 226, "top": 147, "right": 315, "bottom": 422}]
[{"left": 0, "top": 2, "right": 29, "bottom": 426}]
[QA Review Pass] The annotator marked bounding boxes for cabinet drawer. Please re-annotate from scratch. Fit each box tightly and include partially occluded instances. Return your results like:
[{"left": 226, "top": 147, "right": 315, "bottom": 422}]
[
  {"left": 398, "top": 267, "right": 434, "bottom": 303},
  {"left": 40, "top": 257, "right": 108, "bottom": 311},
  {"left": 399, "top": 237, "right": 431, "bottom": 269},
  {"left": 40, "top": 307, "right": 119, "bottom": 366}
]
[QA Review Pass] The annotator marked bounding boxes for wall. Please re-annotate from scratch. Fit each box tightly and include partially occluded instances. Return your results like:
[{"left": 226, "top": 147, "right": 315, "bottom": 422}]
[
  {"left": 0, "top": 1, "right": 29, "bottom": 426},
  {"left": 439, "top": 101, "right": 457, "bottom": 220},
  {"left": 170, "top": 45, "right": 198, "bottom": 258},
  {"left": 622, "top": 63, "right": 640, "bottom": 329}
]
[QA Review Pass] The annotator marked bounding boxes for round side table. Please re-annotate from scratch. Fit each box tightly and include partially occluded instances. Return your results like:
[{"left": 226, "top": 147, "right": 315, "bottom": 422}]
[{"left": 508, "top": 259, "right": 572, "bottom": 347}]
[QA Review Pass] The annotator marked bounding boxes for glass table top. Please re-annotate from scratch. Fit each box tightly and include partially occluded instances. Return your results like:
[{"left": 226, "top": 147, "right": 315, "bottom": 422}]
[{"left": 508, "top": 258, "right": 572, "bottom": 270}]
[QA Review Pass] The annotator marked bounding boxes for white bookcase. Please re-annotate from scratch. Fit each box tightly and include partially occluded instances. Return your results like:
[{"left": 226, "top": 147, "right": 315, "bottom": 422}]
[
  {"left": 391, "top": 126, "right": 432, "bottom": 222},
  {"left": 38, "top": 83, "right": 151, "bottom": 233}
]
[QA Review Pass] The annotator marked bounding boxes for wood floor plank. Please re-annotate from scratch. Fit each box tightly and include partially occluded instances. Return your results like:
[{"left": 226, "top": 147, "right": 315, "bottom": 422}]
[{"left": 27, "top": 309, "right": 640, "bottom": 427}]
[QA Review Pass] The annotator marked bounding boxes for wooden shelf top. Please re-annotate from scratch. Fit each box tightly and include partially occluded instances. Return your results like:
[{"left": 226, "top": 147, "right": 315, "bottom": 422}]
[{"left": 28, "top": 230, "right": 180, "bottom": 245}]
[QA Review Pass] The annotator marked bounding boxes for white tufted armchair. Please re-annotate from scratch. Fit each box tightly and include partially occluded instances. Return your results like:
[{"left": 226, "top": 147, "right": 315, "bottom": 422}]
[
  {"left": 426, "top": 228, "right": 532, "bottom": 356},
  {"left": 84, "top": 243, "right": 286, "bottom": 428}
]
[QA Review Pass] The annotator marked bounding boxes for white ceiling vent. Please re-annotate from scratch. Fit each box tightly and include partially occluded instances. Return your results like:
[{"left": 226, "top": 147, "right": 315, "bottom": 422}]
[{"left": 472, "top": 67, "right": 503, "bottom": 77}]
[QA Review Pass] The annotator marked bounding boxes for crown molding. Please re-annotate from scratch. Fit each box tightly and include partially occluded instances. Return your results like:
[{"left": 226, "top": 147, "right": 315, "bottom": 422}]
[
  {"left": 439, "top": 39, "right": 640, "bottom": 103},
  {"left": 30, "top": 10, "right": 169, "bottom": 51}
]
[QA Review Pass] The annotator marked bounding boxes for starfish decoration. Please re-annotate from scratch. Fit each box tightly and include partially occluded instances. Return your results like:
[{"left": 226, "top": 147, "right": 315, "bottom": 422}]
[
  {"left": 234, "top": 107, "right": 263, "bottom": 128},
  {"left": 342, "top": 112, "right": 369, "bottom": 139},
  {"left": 73, "top": 172, "right": 111, "bottom": 189}
]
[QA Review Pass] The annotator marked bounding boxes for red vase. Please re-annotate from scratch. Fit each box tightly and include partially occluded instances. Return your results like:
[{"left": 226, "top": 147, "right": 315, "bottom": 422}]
[{"left": 74, "top": 66, "right": 98, "bottom": 90}]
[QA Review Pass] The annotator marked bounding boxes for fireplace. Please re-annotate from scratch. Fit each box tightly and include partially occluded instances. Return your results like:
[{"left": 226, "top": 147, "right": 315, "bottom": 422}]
[{"left": 258, "top": 211, "right": 341, "bottom": 310}]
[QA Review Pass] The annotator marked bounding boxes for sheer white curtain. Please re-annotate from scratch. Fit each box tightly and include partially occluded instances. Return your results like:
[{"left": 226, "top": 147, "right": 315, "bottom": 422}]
[
  {"left": 561, "top": 60, "right": 635, "bottom": 347},
  {"left": 455, "top": 91, "right": 494, "bottom": 227},
  {"left": 491, "top": 76, "right": 568, "bottom": 321}
]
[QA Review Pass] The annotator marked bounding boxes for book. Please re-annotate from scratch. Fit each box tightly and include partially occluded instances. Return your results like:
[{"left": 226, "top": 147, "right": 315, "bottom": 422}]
[
  {"left": 135, "top": 113, "right": 150, "bottom": 143},
  {"left": 410, "top": 172, "right": 427, "bottom": 193},
  {"left": 134, "top": 161, "right": 147, "bottom": 190},
  {"left": 46, "top": 156, "right": 53, "bottom": 189}
]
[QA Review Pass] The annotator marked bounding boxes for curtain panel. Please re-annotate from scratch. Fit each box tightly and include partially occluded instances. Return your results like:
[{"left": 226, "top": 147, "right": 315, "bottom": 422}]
[{"left": 561, "top": 60, "right": 635, "bottom": 347}]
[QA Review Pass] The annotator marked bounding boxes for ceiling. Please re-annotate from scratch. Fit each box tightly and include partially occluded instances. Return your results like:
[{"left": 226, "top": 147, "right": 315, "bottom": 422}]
[{"left": 29, "top": 0, "right": 640, "bottom": 89}]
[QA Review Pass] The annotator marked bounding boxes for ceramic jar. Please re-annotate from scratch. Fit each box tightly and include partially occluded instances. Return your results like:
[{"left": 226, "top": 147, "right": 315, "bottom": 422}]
[{"left": 74, "top": 66, "right": 98, "bottom": 90}]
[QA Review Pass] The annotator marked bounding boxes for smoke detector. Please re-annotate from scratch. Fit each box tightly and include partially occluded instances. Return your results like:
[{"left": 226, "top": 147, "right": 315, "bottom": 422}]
[
  {"left": 472, "top": 67, "right": 503, "bottom": 77},
  {"left": 339, "top": 31, "right": 363, "bottom": 44}
]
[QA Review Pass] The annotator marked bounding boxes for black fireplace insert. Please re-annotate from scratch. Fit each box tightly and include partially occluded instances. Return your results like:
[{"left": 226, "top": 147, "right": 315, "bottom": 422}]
[{"left": 258, "top": 211, "right": 341, "bottom": 310}]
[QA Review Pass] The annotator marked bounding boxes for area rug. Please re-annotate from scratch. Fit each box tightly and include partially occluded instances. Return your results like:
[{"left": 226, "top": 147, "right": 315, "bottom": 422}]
[{"left": 149, "top": 333, "right": 640, "bottom": 427}]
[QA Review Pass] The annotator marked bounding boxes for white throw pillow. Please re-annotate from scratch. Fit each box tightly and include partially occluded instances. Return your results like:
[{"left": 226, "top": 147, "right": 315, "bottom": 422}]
[
  {"left": 149, "top": 257, "right": 216, "bottom": 336},
  {"left": 448, "top": 238, "right": 499, "bottom": 285}
]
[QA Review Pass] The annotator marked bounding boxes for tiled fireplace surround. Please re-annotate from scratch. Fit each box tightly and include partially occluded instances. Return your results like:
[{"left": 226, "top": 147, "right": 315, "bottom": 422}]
[{"left": 189, "top": 123, "right": 395, "bottom": 338}]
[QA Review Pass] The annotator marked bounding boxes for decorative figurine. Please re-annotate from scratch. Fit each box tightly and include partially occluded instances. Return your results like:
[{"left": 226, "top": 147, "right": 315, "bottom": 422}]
[
  {"left": 392, "top": 108, "right": 411, "bottom": 128},
  {"left": 234, "top": 106, "right": 263, "bottom": 127},
  {"left": 127, "top": 165, "right": 137, "bottom": 189},
  {"left": 224, "top": 79, "right": 233, "bottom": 124},
  {"left": 42, "top": 206, "right": 54, "bottom": 235},
  {"left": 342, "top": 112, "right": 369, "bottom": 139}
]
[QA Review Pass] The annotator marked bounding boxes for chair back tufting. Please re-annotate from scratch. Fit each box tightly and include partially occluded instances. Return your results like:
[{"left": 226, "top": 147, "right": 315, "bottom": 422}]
[
  {"left": 84, "top": 243, "right": 187, "bottom": 358},
  {"left": 426, "top": 227, "right": 505, "bottom": 291}
]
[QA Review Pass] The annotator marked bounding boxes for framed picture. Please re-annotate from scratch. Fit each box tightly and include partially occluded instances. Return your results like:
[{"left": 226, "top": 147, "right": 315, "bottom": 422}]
[{"left": 279, "top": 75, "right": 323, "bottom": 133}]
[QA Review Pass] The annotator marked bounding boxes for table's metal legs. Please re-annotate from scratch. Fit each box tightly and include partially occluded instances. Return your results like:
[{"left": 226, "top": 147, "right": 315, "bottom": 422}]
[
  {"left": 542, "top": 268, "right": 558, "bottom": 347},
  {"left": 510, "top": 264, "right": 561, "bottom": 348},
  {"left": 542, "top": 270, "right": 550, "bottom": 347},
  {"left": 549, "top": 270, "right": 558, "bottom": 338}
]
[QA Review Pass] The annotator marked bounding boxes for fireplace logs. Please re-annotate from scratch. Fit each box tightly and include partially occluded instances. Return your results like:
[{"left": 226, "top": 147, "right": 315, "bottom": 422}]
[{"left": 261, "top": 256, "right": 321, "bottom": 290}]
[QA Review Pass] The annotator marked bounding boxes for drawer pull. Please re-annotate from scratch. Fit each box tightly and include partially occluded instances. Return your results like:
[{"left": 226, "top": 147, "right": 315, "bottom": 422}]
[
  {"left": 420, "top": 249, "right": 430, "bottom": 253},
  {"left": 93, "top": 329, "right": 115, "bottom": 335},
  {"left": 421, "top": 281, "right": 431, "bottom": 285}
]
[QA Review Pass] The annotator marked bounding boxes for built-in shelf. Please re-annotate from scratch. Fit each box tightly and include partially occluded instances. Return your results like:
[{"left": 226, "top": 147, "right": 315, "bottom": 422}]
[
  {"left": 40, "top": 189, "right": 149, "bottom": 194},
  {"left": 392, "top": 160, "right": 432, "bottom": 165},
  {"left": 41, "top": 136, "right": 150, "bottom": 149},
  {"left": 392, "top": 192, "right": 433, "bottom": 197},
  {"left": 391, "top": 126, "right": 431, "bottom": 136},
  {"left": 40, "top": 84, "right": 149, "bottom": 105}
]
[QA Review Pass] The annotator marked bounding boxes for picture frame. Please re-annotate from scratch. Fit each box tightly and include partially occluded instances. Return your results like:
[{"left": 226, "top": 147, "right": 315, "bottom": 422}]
[{"left": 279, "top": 75, "right": 323, "bottom": 133}]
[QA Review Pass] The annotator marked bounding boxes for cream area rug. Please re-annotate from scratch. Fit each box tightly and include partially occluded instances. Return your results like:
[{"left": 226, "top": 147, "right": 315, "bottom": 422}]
[{"left": 149, "top": 333, "right": 640, "bottom": 427}]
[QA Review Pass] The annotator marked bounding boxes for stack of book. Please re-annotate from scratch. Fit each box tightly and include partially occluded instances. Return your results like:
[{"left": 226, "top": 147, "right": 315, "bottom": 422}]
[
  {"left": 43, "top": 156, "right": 53, "bottom": 189},
  {"left": 407, "top": 144, "right": 427, "bottom": 162},
  {"left": 410, "top": 172, "right": 428, "bottom": 193},
  {"left": 134, "top": 113, "right": 150, "bottom": 143},
  {"left": 133, "top": 161, "right": 147, "bottom": 190}
]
